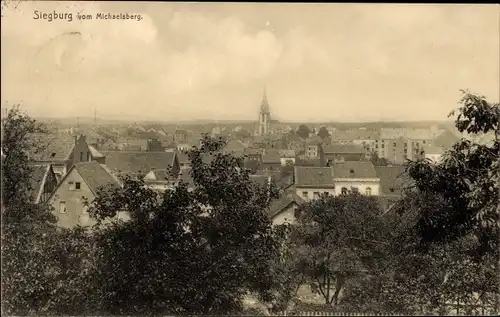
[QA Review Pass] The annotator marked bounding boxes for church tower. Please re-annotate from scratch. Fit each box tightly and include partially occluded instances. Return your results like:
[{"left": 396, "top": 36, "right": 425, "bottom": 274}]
[{"left": 258, "top": 87, "right": 271, "bottom": 136}]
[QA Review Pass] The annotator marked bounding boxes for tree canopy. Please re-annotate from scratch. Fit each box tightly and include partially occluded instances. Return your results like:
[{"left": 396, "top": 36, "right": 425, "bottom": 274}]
[{"left": 296, "top": 124, "right": 311, "bottom": 139}]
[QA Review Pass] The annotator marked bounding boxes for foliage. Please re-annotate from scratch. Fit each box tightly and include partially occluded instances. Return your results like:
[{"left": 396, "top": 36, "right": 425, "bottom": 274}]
[
  {"left": 279, "top": 160, "right": 294, "bottom": 178},
  {"left": 86, "top": 134, "right": 284, "bottom": 314},
  {"left": 317, "top": 126, "right": 330, "bottom": 139},
  {"left": 291, "top": 193, "right": 389, "bottom": 306},
  {"left": 296, "top": 124, "right": 311, "bottom": 139},
  {"left": 1, "top": 106, "right": 92, "bottom": 316},
  {"left": 369, "top": 151, "right": 390, "bottom": 166},
  {"left": 402, "top": 90, "right": 499, "bottom": 251}
]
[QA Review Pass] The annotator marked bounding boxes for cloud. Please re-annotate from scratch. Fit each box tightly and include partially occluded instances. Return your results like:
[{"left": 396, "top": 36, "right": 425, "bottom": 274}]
[{"left": 2, "top": 1, "right": 328, "bottom": 101}]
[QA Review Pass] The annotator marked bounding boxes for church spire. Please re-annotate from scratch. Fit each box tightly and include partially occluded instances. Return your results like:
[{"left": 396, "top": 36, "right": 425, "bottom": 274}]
[{"left": 260, "top": 86, "right": 270, "bottom": 113}]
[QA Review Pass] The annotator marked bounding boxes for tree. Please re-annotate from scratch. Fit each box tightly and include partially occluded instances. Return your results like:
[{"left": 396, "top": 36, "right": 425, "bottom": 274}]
[
  {"left": 291, "top": 193, "right": 389, "bottom": 306},
  {"left": 86, "top": 135, "right": 284, "bottom": 315},
  {"left": 296, "top": 124, "right": 311, "bottom": 139},
  {"left": 1, "top": 106, "right": 92, "bottom": 316},
  {"left": 402, "top": 90, "right": 499, "bottom": 251},
  {"left": 234, "top": 129, "right": 252, "bottom": 139},
  {"left": 369, "top": 151, "right": 390, "bottom": 166},
  {"left": 391, "top": 90, "right": 500, "bottom": 314},
  {"left": 317, "top": 127, "right": 330, "bottom": 139}
]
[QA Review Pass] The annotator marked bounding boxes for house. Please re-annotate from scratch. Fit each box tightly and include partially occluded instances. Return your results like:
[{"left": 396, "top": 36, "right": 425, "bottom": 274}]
[
  {"left": 27, "top": 133, "right": 101, "bottom": 181},
  {"left": 100, "top": 150, "right": 180, "bottom": 179},
  {"left": 433, "top": 128, "right": 461, "bottom": 149},
  {"left": 422, "top": 145, "right": 445, "bottom": 163},
  {"left": 143, "top": 168, "right": 176, "bottom": 191},
  {"left": 267, "top": 192, "right": 304, "bottom": 226},
  {"left": 331, "top": 161, "right": 380, "bottom": 196},
  {"left": 29, "top": 164, "right": 58, "bottom": 204},
  {"left": 116, "top": 138, "right": 149, "bottom": 151},
  {"left": 261, "top": 150, "right": 282, "bottom": 171},
  {"left": 174, "top": 129, "right": 188, "bottom": 143},
  {"left": 322, "top": 144, "right": 368, "bottom": 165},
  {"left": 294, "top": 166, "right": 336, "bottom": 200},
  {"left": 380, "top": 137, "right": 408, "bottom": 165},
  {"left": 375, "top": 165, "right": 412, "bottom": 212},
  {"left": 287, "top": 138, "right": 306, "bottom": 153},
  {"left": 223, "top": 139, "right": 247, "bottom": 156},
  {"left": 47, "top": 161, "right": 123, "bottom": 228},
  {"left": 332, "top": 129, "right": 380, "bottom": 151},
  {"left": 305, "top": 136, "right": 323, "bottom": 158}
]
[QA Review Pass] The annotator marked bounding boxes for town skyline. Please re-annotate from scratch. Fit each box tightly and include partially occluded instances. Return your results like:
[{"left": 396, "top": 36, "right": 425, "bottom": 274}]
[{"left": 2, "top": 2, "right": 499, "bottom": 122}]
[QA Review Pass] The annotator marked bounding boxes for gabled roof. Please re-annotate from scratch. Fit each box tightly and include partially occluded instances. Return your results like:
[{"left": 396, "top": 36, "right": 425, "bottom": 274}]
[
  {"left": 332, "top": 161, "right": 377, "bottom": 179},
  {"left": 48, "top": 162, "right": 121, "bottom": 200},
  {"left": 144, "top": 169, "right": 172, "bottom": 183},
  {"left": 375, "top": 165, "right": 412, "bottom": 196},
  {"left": 100, "top": 151, "right": 177, "bottom": 175},
  {"left": 323, "top": 144, "right": 367, "bottom": 154},
  {"left": 88, "top": 145, "right": 105, "bottom": 158},
  {"left": 262, "top": 151, "right": 281, "bottom": 164},
  {"left": 74, "top": 162, "right": 122, "bottom": 195},
  {"left": 177, "top": 167, "right": 195, "bottom": 187},
  {"left": 433, "top": 128, "right": 460, "bottom": 149},
  {"left": 28, "top": 164, "right": 51, "bottom": 203},
  {"left": 27, "top": 133, "right": 75, "bottom": 161},
  {"left": 267, "top": 192, "right": 304, "bottom": 219},
  {"left": 294, "top": 166, "right": 335, "bottom": 188}
]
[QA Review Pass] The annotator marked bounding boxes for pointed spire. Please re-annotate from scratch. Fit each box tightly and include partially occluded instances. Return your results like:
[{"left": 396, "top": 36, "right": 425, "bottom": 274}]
[{"left": 260, "top": 85, "right": 270, "bottom": 113}]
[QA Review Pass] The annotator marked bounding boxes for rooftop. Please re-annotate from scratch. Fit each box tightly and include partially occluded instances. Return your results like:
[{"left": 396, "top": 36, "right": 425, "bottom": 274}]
[
  {"left": 332, "top": 161, "right": 377, "bottom": 179},
  {"left": 100, "top": 151, "right": 177, "bottom": 176},
  {"left": 322, "top": 144, "right": 367, "bottom": 154},
  {"left": 73, "top": 161, "right": 122, "bottom": 195},
  {"left": 294, "top": 166, "right": 335, "bottom": 188}
]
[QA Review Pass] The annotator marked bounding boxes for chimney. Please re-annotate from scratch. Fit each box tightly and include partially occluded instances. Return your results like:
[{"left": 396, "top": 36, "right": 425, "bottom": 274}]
[{"left": 349, "top": 169, "right": 355, "bottom": 177}]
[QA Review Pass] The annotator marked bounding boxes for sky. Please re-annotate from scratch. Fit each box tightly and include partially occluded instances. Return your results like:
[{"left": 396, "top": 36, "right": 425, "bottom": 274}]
[{"left": 1, "top": 2, "right": 499, "bottom": 122}]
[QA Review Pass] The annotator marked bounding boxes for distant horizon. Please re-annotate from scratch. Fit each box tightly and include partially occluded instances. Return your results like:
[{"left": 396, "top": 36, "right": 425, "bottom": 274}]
[
  {"left": 31, "top": 114, "right": 453, "bottom": 125},
  {"left": 2, "top": 3, "right": 498, "bottom": 121}
]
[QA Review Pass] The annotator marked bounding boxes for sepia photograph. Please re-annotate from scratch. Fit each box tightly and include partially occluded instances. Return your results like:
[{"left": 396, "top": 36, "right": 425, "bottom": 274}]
[{"left": 1, "top": 1, "right": 499, "bottom": 316}]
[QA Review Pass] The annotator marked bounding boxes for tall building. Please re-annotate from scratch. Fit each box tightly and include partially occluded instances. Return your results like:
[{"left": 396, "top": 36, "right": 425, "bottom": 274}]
[{"left": 257, "top": 88, "right": 271, "bottom": 136}]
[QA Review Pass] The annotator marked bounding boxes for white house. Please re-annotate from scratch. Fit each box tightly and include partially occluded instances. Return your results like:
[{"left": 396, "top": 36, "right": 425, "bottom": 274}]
[
  {"left": 294, "top": 166, "right": 336, "bottom": 201},
  {"left": 331, "top": 161, "right": 380, "bottom": 196}
]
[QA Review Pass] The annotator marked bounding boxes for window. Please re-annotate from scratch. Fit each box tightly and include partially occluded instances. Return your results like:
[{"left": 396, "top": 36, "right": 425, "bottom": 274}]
[
  {"left": 404, "top": 149, "right": 407, "bottom": 154},
  {"left": 389, "top": 187, "right": 395, "bottom": 193},
  {"left": 341, "top": 187, "right": 348, "bottom": 195},
  {"left": 366, "top": 187, "right": 372, "bottom": 196},
  {"left": 302, "top": 191, "right": 309, "bottom": 198},
  {"left": 313, "top": 192, "right": 320, "bottom": 199},
  {"left": 59, "top": 201, "right": 66, "bottom": 214},
  {"left": 404, "top": 143, "right": 407, "bottom": 148},
  {"left": 351, "top": 187, "right": 359, "bottom": 194},
  {"left": 69, "top": 182, "right": 75, "bottom": 191},
  {"left": 381, "top": 144, "right": 385, "bottom": 149},
  {"left": 75, "top": 182, "right": 81, "bottom": 190},
  {"left": 375, "top": 144, "right": 378, "bottom": 149},
  {"left": 393, "top": 142, "right": 396, "bottom": 147}
]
